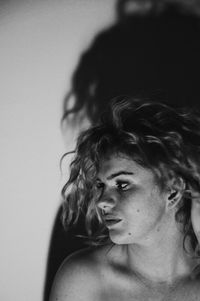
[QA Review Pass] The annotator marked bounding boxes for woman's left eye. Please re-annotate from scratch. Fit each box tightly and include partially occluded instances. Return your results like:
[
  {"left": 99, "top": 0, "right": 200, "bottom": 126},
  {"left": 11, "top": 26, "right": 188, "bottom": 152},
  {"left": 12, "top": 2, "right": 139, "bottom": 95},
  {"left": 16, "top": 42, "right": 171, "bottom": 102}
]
[{"left": 116, "top": 182, "right": 129, "bottom": 191}]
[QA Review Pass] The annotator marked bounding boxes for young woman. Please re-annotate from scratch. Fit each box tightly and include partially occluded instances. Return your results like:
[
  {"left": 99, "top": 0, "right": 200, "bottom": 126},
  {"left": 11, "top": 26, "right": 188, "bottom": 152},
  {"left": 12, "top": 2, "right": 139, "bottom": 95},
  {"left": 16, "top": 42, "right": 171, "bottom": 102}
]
[{"left": 50, "top": 97, "right": 200, "bottom": 301}]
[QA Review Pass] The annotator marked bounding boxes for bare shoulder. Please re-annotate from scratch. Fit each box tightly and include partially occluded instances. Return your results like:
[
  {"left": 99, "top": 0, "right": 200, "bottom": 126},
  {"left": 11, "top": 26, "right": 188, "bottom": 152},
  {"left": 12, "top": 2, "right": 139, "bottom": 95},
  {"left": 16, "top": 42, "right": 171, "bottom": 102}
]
[{"left": 49, "top": 245, "right": 110, "bottom": 301}]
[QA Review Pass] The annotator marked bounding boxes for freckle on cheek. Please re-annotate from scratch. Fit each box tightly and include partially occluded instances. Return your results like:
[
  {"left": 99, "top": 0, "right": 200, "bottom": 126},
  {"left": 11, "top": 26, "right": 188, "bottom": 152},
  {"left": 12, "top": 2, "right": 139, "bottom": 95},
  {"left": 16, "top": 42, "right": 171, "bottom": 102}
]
[
  {"left": 137, "top": 209, "right": 140, "bottom": 213},
  {"left": 128, "top": 232, "right": 132, "bottom": 236}
]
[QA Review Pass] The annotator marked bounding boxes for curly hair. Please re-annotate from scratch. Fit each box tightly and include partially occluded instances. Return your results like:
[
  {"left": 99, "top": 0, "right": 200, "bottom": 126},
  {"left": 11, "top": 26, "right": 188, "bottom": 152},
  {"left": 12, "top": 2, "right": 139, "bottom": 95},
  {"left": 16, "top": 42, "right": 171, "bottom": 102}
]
[{"left": 62, "top": 96, "right": 200, "bottom": 255}]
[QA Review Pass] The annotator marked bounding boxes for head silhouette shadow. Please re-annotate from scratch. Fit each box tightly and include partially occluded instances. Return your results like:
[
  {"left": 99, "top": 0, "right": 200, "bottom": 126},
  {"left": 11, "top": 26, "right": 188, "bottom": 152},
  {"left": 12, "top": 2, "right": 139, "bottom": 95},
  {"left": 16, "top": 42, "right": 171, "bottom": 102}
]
[{"left": 44, "top": 1, "right": 200, "bottom": 300}]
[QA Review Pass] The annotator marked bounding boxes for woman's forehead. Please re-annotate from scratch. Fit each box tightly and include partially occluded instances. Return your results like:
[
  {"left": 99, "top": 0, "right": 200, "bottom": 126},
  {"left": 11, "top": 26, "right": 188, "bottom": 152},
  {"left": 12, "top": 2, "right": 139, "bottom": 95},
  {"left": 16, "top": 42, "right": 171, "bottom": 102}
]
[{"left": 97, "top": 153, "right": 153, "bottom": 179}]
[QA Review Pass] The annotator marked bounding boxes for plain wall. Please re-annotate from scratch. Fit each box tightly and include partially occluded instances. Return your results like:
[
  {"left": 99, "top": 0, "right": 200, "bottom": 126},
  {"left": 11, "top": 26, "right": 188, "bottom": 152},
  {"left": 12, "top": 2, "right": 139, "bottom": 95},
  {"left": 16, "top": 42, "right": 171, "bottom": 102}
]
[{"left": 0, "top": 1, "right": 116, "bottom": 300}]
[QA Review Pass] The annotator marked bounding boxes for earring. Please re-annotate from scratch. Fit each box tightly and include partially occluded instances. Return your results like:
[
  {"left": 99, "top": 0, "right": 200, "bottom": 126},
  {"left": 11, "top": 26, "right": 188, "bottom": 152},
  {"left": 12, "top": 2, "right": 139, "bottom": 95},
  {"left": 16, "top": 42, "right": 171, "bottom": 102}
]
[{"left": 169, "top": 199, "right": 177, "bottom": 206}]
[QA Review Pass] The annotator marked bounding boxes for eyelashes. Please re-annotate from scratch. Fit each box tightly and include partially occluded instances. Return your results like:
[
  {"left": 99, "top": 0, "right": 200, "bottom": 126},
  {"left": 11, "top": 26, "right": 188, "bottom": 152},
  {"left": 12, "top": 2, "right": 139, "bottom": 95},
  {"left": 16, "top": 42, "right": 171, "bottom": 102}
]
[
  {"left": 116, "top": 181, "right": 129, "bottom": 191},
  {"left": 95, "top": 180, "right": 130, "bottom": 192}
]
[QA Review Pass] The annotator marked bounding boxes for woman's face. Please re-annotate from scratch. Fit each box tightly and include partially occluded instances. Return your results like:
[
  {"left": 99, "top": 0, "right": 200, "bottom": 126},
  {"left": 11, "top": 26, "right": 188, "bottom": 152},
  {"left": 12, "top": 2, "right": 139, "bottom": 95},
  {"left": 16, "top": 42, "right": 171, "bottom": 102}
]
[{"left": 96, "top": 153, "right": 169, "bottom": 245}]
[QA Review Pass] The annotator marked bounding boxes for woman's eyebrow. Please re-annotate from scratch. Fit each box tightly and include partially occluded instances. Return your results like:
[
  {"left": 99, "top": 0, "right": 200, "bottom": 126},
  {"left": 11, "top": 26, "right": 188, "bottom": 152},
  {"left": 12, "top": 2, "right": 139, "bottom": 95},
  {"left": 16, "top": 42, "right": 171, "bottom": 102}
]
[{"left": 107, "top": 171, "right": 134, "bottom": 180}]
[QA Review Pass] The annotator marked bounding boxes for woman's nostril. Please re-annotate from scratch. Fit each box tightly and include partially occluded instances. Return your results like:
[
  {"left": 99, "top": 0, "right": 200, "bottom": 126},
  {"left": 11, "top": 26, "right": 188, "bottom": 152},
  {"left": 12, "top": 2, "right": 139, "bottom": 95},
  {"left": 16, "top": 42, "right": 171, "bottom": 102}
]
[
  {"left": 97, "top": 198, "right": 116, "bottom": 210},
  {"left": 98, "top": 202, "right": 108, "bottom": 209},
  {"left": 97, "top": 191, "right": 117, "bottom": 209}
]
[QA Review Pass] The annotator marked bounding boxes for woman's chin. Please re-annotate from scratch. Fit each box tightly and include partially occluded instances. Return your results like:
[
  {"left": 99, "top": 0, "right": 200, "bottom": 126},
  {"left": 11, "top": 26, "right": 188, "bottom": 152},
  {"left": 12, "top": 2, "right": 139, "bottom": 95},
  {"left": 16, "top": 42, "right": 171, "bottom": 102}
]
[{"left": 109, "top": 231, "right": 135, "bottom": 245}]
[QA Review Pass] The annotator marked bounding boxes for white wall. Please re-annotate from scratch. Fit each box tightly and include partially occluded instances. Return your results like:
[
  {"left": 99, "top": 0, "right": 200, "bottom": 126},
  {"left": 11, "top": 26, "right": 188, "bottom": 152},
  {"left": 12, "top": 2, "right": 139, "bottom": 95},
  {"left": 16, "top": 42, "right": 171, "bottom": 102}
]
[{"left": 0, "top": 1, "right": 116, "bottom": 300}]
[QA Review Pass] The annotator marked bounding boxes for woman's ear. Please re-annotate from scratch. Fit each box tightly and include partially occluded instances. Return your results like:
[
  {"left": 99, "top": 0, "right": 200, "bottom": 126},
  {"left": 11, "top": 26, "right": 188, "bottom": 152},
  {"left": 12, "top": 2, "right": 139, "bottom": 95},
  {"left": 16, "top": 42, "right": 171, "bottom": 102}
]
[{"left": 166, "top": 177, "right": 185, "bottom": 210}]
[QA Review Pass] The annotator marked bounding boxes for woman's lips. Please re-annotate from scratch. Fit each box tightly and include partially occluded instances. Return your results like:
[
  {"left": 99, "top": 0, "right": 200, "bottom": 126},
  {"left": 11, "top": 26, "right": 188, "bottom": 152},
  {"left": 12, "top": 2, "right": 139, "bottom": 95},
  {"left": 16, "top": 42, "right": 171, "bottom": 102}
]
[{"left": 104, "top": 217, "right": 122, "bottom": 227}]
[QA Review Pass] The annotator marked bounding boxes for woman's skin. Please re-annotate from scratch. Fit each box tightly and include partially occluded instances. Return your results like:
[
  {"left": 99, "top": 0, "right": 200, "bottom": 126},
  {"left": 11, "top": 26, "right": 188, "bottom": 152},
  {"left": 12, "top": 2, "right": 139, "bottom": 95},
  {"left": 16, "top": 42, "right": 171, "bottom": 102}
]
[{"left": 49, "top": 154, "right": 200, "bottom": 301}]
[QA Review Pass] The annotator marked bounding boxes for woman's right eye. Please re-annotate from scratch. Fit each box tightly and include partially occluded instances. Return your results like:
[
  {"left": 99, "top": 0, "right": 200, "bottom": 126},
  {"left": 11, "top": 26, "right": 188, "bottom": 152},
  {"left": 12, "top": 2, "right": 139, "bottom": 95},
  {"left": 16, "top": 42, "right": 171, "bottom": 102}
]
[{"left": 96, "top": 182, "right": 104, "bottom": 189}]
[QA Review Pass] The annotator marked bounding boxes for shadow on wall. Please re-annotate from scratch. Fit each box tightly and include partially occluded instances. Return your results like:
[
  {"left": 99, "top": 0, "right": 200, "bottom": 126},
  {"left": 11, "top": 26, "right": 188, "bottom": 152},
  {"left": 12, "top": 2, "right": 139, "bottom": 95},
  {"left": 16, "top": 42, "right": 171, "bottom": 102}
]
[{"left": 44, "top": 1, "right": 200, "bottom": 300}]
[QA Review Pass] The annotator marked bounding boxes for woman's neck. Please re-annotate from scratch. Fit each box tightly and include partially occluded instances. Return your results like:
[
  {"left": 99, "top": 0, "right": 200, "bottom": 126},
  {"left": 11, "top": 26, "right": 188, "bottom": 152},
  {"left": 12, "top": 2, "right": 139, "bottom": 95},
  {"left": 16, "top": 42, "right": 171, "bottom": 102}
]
[{"left": 121, "top": 220, "right": 196, "bottom": 285}]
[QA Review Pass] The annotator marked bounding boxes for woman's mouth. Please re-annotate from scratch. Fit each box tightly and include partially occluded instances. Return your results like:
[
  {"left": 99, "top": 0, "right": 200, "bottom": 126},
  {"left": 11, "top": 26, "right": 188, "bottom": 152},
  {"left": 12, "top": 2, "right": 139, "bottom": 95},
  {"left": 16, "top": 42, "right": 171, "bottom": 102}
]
[{"left": 104, "top": 217, "right": 122, "bottom": 227}]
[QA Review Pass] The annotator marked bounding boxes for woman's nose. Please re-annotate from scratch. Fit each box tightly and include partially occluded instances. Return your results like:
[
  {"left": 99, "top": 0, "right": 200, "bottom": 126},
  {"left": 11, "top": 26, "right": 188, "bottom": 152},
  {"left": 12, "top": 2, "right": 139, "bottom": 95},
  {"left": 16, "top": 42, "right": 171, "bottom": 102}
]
[{"left": 97, "top": 189, "right": 117, "bottom": 211}]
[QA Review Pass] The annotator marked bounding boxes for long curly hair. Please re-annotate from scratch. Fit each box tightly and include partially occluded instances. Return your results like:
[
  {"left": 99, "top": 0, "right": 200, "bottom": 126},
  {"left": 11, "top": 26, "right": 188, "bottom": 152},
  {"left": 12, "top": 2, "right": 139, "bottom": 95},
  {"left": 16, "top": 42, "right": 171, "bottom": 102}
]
[{"left": 62, "top": 96, "right": 200, "bottom": 255}]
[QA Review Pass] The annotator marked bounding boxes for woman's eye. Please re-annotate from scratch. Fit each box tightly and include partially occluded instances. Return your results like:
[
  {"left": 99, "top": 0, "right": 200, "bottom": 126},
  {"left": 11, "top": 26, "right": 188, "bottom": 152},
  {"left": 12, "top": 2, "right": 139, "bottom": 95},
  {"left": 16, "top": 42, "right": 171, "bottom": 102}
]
[
  {"left": 96, "top": 182, "right": 104, "bottom": 190},
  {"left": 116, "top": 182, "right": 129, "bottom": 191}
]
